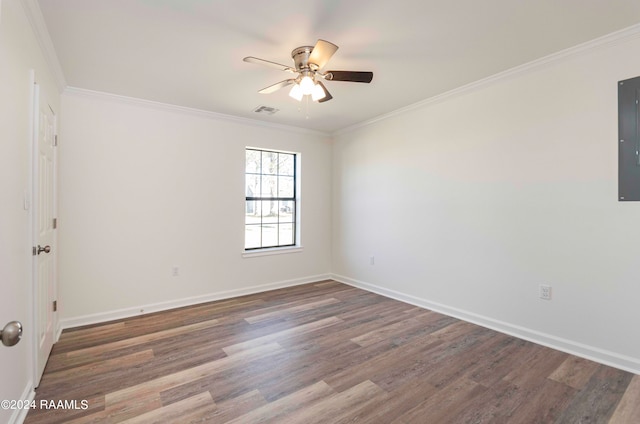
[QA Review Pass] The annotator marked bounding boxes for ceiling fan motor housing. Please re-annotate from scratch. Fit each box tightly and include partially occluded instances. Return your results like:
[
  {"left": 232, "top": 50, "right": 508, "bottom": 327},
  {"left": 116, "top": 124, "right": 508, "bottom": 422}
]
[{"left": 291, "top": 46, "right": 316, "bottom": 72}]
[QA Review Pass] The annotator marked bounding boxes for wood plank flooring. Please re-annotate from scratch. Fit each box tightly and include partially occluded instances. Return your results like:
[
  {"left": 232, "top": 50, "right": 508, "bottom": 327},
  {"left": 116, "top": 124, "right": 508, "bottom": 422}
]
[{"left": 25, "top": 281, "right": 639, "bottom": 423}]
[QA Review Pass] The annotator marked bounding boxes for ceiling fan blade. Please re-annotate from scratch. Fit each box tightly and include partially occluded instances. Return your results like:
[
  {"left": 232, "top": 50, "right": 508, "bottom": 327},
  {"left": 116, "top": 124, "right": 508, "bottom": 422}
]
[
  {"left": 326, "top": 71, "right": 373, "bottom": 83},
  {"left": 308, "top": 39, "right": 338, "bottom": 70},
  {"left": 258, "top": 79, "right": 296, "bottom": 94},
  {"left": 317, "top": 81, "right": 333, "bottom": 103},
  {"left": 243, "top": 56, "right": 296, "bottom": 73}
]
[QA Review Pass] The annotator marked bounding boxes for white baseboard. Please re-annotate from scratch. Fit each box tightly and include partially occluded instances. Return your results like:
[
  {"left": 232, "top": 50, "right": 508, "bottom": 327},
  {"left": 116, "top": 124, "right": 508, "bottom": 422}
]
[
  {"left": 9, "top": 381, "right": 35, "bottom": 424},
  {"left": 59, "top": 274, "right": 331, "bottom": 330},
  {"left": 58, "top": 272, "right": 640, "bottom": 374},
  {"left": 332, "top": 274, "right": 640, "bottom": 375},
  {"left": 54, "top": 319, "right": 63, "bottom": 343}
]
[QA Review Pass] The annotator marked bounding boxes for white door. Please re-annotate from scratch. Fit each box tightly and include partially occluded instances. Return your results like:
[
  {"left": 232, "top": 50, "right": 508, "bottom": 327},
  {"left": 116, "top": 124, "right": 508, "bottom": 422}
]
[{"left": 33, "top": 83, "right": 56, "bottom": 386}]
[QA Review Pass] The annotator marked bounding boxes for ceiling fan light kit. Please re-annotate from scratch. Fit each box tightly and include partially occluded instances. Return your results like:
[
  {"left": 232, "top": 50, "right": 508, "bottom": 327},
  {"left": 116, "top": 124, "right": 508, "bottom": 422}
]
[
  {"left": 244, "top": 39, "right": 373, "bottom": 103},
  {"left": 298, "top": 75, "right": 316, "bottom": 95},
  {"left": 311, "top": 83, "right": 326, "bottom": 101},
  {"left": 289, "top": 83, "right": 304, "bottom": 101}
]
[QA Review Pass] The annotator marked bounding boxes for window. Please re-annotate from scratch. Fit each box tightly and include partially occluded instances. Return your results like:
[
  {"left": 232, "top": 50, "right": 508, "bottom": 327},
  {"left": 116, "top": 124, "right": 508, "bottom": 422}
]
[{"left": 245, "top": 148, "right": 297, "bottom": 249}]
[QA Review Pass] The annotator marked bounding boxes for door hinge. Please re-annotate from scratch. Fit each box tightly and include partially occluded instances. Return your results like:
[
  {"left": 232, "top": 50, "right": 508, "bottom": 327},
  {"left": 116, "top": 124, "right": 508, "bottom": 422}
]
[
  {"left": 54, "top": 135, "right": 58, "bottom": 146},
  {"left": 53, "top": 300, "right": 57, "bottom": 312},
  {"left": 53, "top": 218, "right": 57, "bottom": 229}
]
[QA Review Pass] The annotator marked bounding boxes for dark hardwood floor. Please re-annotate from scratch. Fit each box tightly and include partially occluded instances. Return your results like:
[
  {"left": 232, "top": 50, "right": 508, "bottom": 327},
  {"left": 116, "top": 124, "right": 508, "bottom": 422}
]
[{"left": 25, "top": 281, "right": 640, "bottom": 423}]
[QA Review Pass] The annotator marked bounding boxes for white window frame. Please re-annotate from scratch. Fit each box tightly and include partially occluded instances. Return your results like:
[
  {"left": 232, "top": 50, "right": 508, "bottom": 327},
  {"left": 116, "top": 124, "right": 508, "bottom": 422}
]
[{"left": 243, "top": 148, "right": 302, "bottom": 257}]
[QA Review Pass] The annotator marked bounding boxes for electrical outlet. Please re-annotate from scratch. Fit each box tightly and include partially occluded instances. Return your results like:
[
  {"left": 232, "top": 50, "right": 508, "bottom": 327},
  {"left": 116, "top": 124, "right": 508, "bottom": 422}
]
[
  {"left": 539, "top": 284, "right": 552, "bottom": 300},
  {"left": 172, "top": 266, "right": 180, "bottom": 277}
]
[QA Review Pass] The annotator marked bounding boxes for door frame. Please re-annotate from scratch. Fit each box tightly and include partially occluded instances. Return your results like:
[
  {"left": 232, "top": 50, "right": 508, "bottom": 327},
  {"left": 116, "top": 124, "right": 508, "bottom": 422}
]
[{"left": 30, "top": 70, "right": 59, "bottom": 387}]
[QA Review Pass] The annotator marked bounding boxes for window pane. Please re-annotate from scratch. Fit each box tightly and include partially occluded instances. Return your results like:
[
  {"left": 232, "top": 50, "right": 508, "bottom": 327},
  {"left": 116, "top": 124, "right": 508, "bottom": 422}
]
[
  {"left": 262, "top": 224, "right": 278, "bottom": 247},
  {"left": 279, "top": 223, "right": 294, "bottom": 245},
  {"left": 279, "top": 200, "right": 294, "bottom": 222},
  {"left": 245, "top": 148, "right": 297, "bottom": 250},
  {"left": 246, "top": 150, "right": 261, "bottom": 174},
  {"left": 245, "top": 225, "right": 261, "bottom": 249},
  {"left": 279, "top": 154, "right": 294, "bottom": 176},
  {"left": 262, "top": 151, "right": 278, "bottom": 174},
  {"left": 245, "top": 201, "right": 261, "bottom": 224},
  {"left": 246, "top": 175, "right": 260, "bottom": 197},
  {"left": 261, "top": 175, "right": 277, "bottom": 197},
  {"left": 261, "top": 200, "right": 278, "bottom": 223},
  {"left": 278, "top": 176, "right": 294, "bottom": 198}
]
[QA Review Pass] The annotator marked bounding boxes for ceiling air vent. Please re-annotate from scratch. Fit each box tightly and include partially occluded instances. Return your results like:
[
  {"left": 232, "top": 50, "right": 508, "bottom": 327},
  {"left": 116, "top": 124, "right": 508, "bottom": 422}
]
[{"left": 253, "top": 105, "right": 279, "bottom": 115}]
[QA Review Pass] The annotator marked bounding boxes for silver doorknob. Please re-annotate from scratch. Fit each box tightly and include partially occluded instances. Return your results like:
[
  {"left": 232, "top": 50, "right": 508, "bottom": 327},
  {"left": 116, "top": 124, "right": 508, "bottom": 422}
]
[
  {"left": 37, "top": 245, "right": 51, "bottom": 255},
  {"left": 0, "top": 321, "right": 22, "bottom": 347}
]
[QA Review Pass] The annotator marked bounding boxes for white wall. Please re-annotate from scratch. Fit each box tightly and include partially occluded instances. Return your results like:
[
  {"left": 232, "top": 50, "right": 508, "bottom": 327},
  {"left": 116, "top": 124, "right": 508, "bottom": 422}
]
[
  {"left": 58, "top": 92, "right": 332, "bottom": 324},
  {"left": 332, "top": 31, "right": 640, "bottom": 373},
  {"left": 0, "top": 0, "right": 61, "bottom": 422}
]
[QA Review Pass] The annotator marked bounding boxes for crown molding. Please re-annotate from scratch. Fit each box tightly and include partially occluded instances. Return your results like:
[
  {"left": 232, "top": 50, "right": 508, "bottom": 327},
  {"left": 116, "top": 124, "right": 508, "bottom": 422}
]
[
  {"left": 20, "top": 0, "right": 67, "bottom": 92},
  {"left": 333, "top": 23, "right": 640, "bottom": 136},
  {"left": 63, "top": 86, "right": 331, "bottom": 138}
]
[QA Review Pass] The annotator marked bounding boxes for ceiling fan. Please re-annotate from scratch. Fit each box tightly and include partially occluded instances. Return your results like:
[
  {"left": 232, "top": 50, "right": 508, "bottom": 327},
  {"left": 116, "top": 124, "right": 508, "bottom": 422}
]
[{"left": 243, "top": 39, "right": 373, "bottom": 103}]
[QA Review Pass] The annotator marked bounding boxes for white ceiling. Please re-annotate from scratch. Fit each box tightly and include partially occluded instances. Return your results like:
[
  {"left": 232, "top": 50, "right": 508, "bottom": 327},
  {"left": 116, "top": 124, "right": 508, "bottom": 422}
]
[{"left": 37, "top": 0, "right": 640, "bottom": 133}]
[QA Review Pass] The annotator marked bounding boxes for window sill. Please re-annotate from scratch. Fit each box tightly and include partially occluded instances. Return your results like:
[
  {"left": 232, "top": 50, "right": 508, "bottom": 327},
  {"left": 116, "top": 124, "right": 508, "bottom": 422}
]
[{"left": 242, "top": 246, "right": 304, "bottom": 258}]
